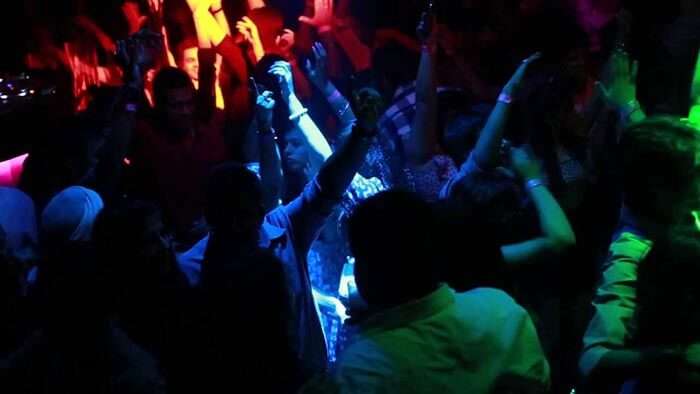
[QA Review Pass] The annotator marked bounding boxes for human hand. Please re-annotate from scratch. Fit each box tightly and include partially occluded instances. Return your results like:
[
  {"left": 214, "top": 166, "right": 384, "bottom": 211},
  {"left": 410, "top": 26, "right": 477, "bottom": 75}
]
[
  {"left": 352, "top": 88, "right": 384, "bottom": 135},
  {"left": 256, "top": 90, "right": 276, "bottom": 131},
  {"left": 502, "top": 52, "right": 541, "bottom": 96},
  {"left": 509, "top": 145, "right": 543, "bottom": 181},
  {"left": 236, "top": 16, "right": 261, "bottom": 45},
  {"left": 268, "top": 61, "right": 295, "bottom": 99},
  {"left": 305, "top": 42, "right": 329, "bottom": 89},
  {"left": 116, "top": 29, "right": 163, "bottom": 85},
  {"left": 416, "top": 11, "right": 434, "bottom": 44},
  {"left": 596, "top": 48, "right": 639, "bottom": 112},
  {"left": 299, "top": 0, "right": 334, "bottom": 33},
  {"left": 121, "top": 1, "right": 149, "bottom": 35}
]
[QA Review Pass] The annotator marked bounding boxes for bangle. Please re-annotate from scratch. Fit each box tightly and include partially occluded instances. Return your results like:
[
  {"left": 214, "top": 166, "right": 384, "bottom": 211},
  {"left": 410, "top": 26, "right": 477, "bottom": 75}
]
[
  {"left": 289, "top": 108, "right": 309, "bottom": 122},
  {"left": 211, "top": 7, "right": 223, "bottom": 14},
  {"left": 498, "top": 92, "right": 513, "bottom": 104},
  {"left": 525, "top": 178, "right": 547, "bottom": 190},
  {"left": 337, "top": 102, "right": 351, "bottom": 118}
]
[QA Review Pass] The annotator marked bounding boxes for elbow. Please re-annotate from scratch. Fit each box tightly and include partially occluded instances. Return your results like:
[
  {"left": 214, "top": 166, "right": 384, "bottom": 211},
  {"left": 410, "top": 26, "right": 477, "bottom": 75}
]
[{"left": 547, "top": 232, "right": 577, "bottom": 255}]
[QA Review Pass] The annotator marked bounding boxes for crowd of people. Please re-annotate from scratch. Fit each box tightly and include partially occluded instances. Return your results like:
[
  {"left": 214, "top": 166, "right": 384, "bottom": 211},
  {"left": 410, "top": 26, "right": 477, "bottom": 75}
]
[{"left": 1, "top": 0, "right": 700, "bottom": 393}]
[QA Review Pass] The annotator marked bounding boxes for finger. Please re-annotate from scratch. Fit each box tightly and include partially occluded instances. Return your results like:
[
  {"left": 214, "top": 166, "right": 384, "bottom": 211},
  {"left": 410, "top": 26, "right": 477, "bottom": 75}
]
[
  {"left": 312, "top": 44, "right": 320, "bottom": 62},
  {"left": 243, "top": 16, "right": 253, "bottom": 24},
  {"left": 299, "top": 15, "right": 312, "bottom": 25},
  {"left": 262, "top": 90, "right": 274, "bottom": 98},
  {"left": 283, "top": 29, "right": 294, "bottom": 35},
  {"left": 305, "top": 58, "right": 313, "bottom": 73},
  {"left": 631, "top": 60, "right": 639, "bottom": 80},
  {"left": 317, "top": 42, "right": 327, "bottom": 59}
]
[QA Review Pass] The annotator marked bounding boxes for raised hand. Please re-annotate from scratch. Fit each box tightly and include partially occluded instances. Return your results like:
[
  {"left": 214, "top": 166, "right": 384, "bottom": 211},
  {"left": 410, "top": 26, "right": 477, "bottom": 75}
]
[
  {"left": 268, "top": 61, "right": 295, "bottom": 99},
  {"left": 305, "top": 42, "right": 329, "bottom": 89},
  {"left": 299, "top": 0, "right": 334, "bottom": 32},
  {"left": 121, "top": 1, "right": 149, "bottom": 35},
  {"left": 597, "top": 48, "right": 639, "bottom": 111},
  {"left": 352, "top": 88, "right": 383, "bottom": 134},
  {"left": 509, "top": 145, "right": 543, "bottom": 181},
  {"left": 502, "top": 52, "right": 542, "bottom": 96},
  {"left": 256, "top": 90, "right": 276, "bottom": 131},
  {"left": 416, "top": 11, "right": 434, "bottom": 43},
  {"left": 236, "top": 17, "right": 260, "bottom": 44}
]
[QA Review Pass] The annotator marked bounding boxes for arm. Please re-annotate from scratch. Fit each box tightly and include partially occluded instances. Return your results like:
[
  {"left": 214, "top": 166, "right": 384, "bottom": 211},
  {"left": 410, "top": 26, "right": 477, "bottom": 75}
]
[
  {"left": 689, "top": 50, "right": 700, "bottom": 126},
  {"left": 279, "top": 89, "right": 380, "bottom": 255},
  {"left": 74, "top": 15, "right": 117, "bottom": 54},
  {"left": 270, "top": 61, "right": 333, "bottom": 174},
  {"left": 472, "top": 53, "right": 541, "bottom": 169},
  {"left": 596, "top": 49, "right": 646, "bottom": 129},
  {"left": 236, "top": 16, "right": 265, "bottom": 62},
  {"left": 247, "top": 0, "right": 266, "bottom": 10},
  {"left": 500, "top": 147, "right": 576, "bottom": 265},
  {"left": 210, "top": 0, "right": 232, "bottom": 36},
  {"left": 256, "top": 90, "right": 284, "bottom": 211},
  {"left": 407, "top": 13, "right": 438, "bottom": 166},
  {"left": 305, "top": 42, "right": 356, "bottom": 134}
]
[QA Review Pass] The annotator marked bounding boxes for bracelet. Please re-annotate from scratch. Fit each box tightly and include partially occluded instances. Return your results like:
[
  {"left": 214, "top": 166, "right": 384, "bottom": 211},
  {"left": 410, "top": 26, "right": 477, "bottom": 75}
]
[
  {"left": 525, "top": 178, "right": 547, "bottom": 190},
  {"left": 289, "top": 108, "right": 309, "bottom": 122},
  {"left": 498, "top": 92, "right": 513, "bottom": 104},
  {"left": 211, "top": 7, "right": 224, "bottom": 14},
  {"left": 337, "top": 102, "right": 351, "bottom": 118}
]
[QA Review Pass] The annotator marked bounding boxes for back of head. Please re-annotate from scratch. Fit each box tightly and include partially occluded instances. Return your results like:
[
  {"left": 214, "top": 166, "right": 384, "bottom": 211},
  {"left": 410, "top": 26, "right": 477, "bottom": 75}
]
[
  {"left": 621, "top": 117, "right": 700, "bottom": 224},
  {"left": 348, "top": 190, "right": 439, "bottom": 308},
  {"left": 447, "top": 171, "right": 535, "bottom": 245},
  {"left": 205, "top": 162, "right": 264, "bottom": 240},
  {"left": 372, "top": 43, "right": 420, "bottom": 96}
]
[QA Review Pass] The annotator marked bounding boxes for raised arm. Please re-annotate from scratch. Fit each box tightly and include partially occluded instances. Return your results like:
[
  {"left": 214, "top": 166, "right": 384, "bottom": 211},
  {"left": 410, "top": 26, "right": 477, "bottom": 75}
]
[
  {"left": 688, "top": 50, "right": 700, "bottom": 126},
  {"left": 280, "top": 89, "right": 379, "bottom": 255},
  {"left": 236, "top": 16, "right": 265, "bottom": 63},
  {"left": 472, "top": 53, "right": 541, "bottom": 170},
  {"left": 596, "top": 48, "right": 645, "bottom": 129},
  {"left": 255, "top": 89, "right": 284, "bottom": 211},
  {"left": 407, "top": 11, "right": 438, "bottom": 166},
  {"left": 500, "top": 146, "right": 576, "bottom": 265},
  {"left": 269, "top": 61, "right": 333, "bottom": 174},
  {"left": 305, "top": 42, "right": 356, "bottom": 134}
]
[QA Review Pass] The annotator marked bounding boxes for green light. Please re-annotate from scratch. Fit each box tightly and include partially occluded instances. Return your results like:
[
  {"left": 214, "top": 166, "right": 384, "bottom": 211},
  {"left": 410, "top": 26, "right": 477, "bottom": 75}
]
[{"left": 690, "top": 50, "right": 700, "bottom": 127}]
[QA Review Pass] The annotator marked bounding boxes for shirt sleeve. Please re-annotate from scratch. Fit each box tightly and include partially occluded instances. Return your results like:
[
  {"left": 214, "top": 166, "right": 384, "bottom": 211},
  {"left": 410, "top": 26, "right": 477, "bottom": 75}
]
[
  {"left": 438, "top": 151, "right": 483, "bottom": 200},
  {"left": 579, "top": 232, "right": 653, "bottom": 378},
  {"left": 267, "top": 177, "right": 341, "bottom": 258}
]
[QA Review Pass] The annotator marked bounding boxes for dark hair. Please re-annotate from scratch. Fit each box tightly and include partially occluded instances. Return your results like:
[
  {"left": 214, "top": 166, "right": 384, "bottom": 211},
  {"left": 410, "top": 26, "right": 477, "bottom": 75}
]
[
  {"left": 205, "top": 162, "right": 264, "bottom": 236},
  {"left": 621, "top": 117, "right": 700, "bottom": 223},
  {"left": 152, "top": 67, "right": 194, "bottom": 110},
  {"left": 348, "top": 190, "right": 439, "bottom": 307},
  {"left": 636, "top": 228, "right": 700, "bottom": 348},
  {"left": 446, "top": 171, "right": 537, "bottom": 245},
  {"left": 175, "top": 36, "right": 199, "bottom": 62}
]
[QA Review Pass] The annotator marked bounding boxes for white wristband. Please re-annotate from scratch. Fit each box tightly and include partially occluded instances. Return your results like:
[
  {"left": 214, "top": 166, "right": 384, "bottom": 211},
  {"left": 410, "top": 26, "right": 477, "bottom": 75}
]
[{"left": 289, "top": 108, "right": 309, "bottom": 122}]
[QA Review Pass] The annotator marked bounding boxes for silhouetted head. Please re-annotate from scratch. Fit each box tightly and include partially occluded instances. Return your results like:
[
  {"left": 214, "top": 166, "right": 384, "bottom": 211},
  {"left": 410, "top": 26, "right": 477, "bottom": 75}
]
[{"left": 153, "top": 67, "right": 196, "bottom": 137}]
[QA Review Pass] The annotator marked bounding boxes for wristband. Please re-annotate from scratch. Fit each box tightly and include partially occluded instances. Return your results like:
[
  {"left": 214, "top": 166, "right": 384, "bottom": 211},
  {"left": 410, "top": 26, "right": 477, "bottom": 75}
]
[
  {"left": 498, "top": 92, "right": 513, "bottom": 104},
  {"left": 525, "top": 178, "right": 547, "bottom": 190},
  {"left": 289, "top": 108, "right": 309, "bottom": 122},
  {"left": 211, "top": 7, "right": 224, "bottom": 14}
]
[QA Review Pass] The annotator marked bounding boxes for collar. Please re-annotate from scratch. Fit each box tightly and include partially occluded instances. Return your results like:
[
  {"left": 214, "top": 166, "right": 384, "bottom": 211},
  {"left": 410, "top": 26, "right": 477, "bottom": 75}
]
[{"left": 357, "top": 285, "right": 455, "bottom": 337}]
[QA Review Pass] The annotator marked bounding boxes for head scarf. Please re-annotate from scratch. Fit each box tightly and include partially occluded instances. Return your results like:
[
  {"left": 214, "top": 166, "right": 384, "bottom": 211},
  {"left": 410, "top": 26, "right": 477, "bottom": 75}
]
[
  {"left": 0, "top": 187, "right": 38, "bottom": 258},
  {"left": 41, "top": 186, "right": 104, "bottom": 242}
]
